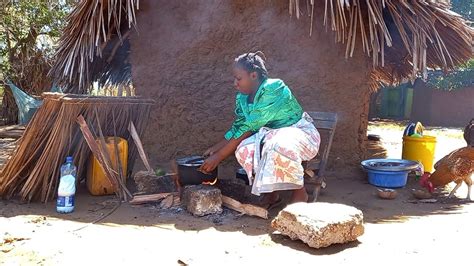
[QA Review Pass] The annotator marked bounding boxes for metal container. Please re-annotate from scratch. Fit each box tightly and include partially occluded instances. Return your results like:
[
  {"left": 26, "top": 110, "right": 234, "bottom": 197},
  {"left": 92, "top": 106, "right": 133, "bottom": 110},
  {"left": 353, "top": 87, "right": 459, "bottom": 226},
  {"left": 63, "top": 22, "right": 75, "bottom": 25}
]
[
  {"left": 361, "top": 159, "right": 419, "bottom": 188},
  {"left": 176, "top": 156, "right": 218, "bottom": 185},
  {"left": 361, "top": 159, "right": 420, "bottom": 172}
]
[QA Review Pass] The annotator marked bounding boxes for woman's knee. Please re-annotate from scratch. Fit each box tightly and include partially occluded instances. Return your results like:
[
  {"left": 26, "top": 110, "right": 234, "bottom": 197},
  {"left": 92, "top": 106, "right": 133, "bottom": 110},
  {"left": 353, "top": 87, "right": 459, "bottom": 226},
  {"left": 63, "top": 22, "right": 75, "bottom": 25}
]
[{"left": 235, "top": 143, "right": 255, "bottom": 160}]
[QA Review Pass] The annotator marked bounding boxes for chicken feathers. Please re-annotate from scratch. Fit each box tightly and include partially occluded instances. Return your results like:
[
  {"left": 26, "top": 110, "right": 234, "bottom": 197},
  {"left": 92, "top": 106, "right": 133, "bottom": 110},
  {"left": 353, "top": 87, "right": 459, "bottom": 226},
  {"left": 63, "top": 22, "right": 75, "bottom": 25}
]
[{"left": 429, "top": 147, "right": 474, "bottom": 188}]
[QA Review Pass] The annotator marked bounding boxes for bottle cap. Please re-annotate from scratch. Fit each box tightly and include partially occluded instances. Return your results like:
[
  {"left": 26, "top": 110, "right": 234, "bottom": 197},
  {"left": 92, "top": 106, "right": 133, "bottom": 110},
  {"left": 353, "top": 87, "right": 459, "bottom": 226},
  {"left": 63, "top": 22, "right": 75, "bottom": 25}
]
[{"left": 66, "top": 156, "right": 73, "bottom": 163}]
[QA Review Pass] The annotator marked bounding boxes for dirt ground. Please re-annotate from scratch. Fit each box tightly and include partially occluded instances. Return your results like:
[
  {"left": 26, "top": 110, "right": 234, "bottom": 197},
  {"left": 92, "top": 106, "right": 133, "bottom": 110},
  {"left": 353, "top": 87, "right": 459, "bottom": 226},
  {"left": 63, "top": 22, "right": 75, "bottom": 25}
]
[{"left": 1, "top": 121, "right": 473, "bottom": 265}]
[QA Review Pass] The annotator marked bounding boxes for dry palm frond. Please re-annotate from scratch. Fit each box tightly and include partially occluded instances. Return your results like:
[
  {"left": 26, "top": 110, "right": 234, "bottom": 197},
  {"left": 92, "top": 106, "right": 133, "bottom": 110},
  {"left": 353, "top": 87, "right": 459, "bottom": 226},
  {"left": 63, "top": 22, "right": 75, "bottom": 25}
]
[
  {"left": 49, "top": 0, "right": 139, "bottom": 93},
  {"left": 289, "top": 0, "right": 473, "bottom": 86},
  {"left": 0, "top": 93, "right": 153, "bottom": 202}
]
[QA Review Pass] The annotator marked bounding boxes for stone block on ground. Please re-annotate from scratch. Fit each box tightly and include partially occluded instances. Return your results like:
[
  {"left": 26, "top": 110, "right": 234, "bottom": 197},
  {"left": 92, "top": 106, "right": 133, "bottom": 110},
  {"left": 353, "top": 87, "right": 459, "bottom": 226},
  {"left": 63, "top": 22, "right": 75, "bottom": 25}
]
[
  {"left": 182, "top": 185, "right": 222, "bottom": 216},
  {"left": 133, "top": 171, "right": 177, "bottom": 194},
  {"left": 271, "top": 202, "right": 364, "bottom": 249}
]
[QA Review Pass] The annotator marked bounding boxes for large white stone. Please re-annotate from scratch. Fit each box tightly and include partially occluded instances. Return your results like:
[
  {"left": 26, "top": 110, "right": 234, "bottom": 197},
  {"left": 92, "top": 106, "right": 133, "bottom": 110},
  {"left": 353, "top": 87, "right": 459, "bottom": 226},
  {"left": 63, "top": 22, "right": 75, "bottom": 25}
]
[{"left": 271, "top": 202, "right": 364, "bottom": 248}]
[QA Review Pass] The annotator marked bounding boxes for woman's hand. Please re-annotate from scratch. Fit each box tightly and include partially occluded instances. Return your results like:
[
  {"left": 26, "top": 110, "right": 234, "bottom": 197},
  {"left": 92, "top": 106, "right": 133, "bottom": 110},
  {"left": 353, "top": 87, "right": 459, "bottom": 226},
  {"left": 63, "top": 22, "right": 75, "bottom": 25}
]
[
  {"left": 201, "top": 139, "right": 229, "bottom": 173},
  {"left": 200, "top": 132, "right": 253, "bottom": 173},
  {"left": 199, "top": 154, "right": 222, "bottom": 173}
]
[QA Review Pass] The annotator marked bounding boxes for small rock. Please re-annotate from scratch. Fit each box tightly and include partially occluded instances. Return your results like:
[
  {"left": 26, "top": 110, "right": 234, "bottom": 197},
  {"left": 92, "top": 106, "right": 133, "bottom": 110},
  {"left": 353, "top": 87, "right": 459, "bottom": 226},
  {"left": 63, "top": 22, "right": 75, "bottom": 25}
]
[
  {"left": 182, "top": 185, "right": 222, "bottom": 216},
  {"left": 271, "top": 202, "right": 364, "bottom": 249}
]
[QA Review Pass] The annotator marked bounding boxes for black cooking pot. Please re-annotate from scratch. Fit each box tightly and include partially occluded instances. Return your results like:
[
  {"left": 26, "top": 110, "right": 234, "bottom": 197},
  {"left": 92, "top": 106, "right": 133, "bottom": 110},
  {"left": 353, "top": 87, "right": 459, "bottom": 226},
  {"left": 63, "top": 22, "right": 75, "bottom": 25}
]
[
  {"left": 236, "top": 168, "right": 249, "bottom": 185},
  {"left": 176, "top": 156, "right": 218, "bottom": 185}
]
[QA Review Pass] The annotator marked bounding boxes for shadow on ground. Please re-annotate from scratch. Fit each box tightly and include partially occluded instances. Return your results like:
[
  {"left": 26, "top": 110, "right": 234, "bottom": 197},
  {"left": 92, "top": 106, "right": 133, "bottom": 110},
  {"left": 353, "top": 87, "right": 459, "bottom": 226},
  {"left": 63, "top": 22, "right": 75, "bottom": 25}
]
[{"left": 270, "top": 233, "right": 362, "bottom": 255}]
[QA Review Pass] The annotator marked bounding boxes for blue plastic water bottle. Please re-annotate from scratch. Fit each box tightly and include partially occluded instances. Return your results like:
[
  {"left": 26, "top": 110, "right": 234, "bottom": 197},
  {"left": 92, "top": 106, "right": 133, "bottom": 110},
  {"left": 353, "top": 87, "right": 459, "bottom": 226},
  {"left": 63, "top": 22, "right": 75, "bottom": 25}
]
[{"left": 56, "top": 156, "right": 77, "bottom": 213}]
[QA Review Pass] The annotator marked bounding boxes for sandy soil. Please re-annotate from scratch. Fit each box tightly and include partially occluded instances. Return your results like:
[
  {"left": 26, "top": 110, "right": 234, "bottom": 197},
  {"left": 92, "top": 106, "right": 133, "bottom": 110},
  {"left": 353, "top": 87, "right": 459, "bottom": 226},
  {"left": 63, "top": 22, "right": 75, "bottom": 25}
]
[{"left": 1, "top": 122, "right": 473, "bottom": 265}]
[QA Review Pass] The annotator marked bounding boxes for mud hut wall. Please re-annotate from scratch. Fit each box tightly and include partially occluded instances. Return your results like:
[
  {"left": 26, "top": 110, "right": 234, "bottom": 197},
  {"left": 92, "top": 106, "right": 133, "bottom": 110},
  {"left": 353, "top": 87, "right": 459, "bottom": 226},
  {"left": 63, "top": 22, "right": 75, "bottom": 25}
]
[
  {"left": 131, "top": 0, "right": 371, "bottom": 170},
  {"left": 412, "top": 80, "right": 474, "bottom": 127}
]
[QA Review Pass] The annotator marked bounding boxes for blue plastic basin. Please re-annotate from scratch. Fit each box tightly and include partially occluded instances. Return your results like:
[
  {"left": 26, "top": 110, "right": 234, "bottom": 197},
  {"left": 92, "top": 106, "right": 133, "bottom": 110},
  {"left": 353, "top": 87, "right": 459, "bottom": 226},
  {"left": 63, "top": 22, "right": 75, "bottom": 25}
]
[{"left": 366, "top": 169, "right": 409, "bottom": 188}]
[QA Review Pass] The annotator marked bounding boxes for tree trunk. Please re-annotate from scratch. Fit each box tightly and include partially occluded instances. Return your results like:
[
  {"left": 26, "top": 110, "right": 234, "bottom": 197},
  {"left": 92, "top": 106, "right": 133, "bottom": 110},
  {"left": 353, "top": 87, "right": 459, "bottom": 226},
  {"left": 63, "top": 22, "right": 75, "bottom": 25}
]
[{"left": 2, "top": 90, "right": 18, "bottom": 125}]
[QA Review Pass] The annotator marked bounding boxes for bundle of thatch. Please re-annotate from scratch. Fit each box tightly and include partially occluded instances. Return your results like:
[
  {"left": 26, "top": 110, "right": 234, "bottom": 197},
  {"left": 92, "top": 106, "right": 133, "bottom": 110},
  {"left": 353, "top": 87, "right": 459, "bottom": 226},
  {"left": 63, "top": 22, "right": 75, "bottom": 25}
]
[
  {"left": 50, "top": 0, "right": 472, "bottom": 93},
  {"left": 49, "top": 0, "right": 138, "bottom": 93},
  {"left": 0, "top": 93, "right": 154, "bottom": 202},
  {"left": 289, "top": 0, "right": 473, "bottom": 89}
]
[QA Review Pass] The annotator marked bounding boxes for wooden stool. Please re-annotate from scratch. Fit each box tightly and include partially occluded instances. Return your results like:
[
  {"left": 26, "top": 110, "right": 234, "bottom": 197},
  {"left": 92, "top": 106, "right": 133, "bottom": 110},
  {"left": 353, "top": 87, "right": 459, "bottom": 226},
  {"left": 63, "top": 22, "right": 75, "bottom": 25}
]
[{"left": 303, "top": 112, "right": 338, "bottom": 202}]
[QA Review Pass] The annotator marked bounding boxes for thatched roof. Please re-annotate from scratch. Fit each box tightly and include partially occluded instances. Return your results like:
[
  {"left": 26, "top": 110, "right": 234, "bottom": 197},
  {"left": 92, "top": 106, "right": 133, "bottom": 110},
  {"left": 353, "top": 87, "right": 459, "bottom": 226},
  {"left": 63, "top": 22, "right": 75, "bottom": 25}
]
[
  {"left": 50, "top": 0, "right": 473, "bottom": 93},
  {"left": 49, "top": 0, "right": 138, "bottom": 93}
]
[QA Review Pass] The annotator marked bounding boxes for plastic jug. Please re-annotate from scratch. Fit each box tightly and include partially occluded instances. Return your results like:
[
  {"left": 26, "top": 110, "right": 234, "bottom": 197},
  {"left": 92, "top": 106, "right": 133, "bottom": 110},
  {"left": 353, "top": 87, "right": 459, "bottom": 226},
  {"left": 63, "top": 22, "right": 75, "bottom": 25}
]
[
  {"left": 57, "top": 156, "right": 77, "bottom": 213},
  {"left": 87, "top": 137, "right": 128, "bottom": 195}
]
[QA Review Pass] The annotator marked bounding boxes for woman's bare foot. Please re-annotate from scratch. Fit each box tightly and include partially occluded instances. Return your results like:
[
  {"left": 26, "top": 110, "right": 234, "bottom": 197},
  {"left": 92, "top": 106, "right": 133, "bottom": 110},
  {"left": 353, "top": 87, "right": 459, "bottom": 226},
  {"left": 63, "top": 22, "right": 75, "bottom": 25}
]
[{"left": 290, "top": 187, "right": 308, "bottom": 203}]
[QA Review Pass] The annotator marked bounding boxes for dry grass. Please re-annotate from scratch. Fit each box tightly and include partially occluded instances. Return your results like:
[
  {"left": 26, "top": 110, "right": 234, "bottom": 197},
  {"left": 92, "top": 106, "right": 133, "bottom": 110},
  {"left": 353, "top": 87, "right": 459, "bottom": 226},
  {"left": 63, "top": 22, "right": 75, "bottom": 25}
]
[{"left": 50, "top": 0, "right": 139, "bottom": 93}]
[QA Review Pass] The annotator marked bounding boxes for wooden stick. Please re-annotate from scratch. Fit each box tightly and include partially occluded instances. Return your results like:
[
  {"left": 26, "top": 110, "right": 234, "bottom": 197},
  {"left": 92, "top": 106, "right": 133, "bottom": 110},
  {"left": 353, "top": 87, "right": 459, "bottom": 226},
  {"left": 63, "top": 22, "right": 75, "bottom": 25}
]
[
  {"left": 129, "top": 192, "right": 178, "bottom": 205},
  {"left": 0, "top": 125, "right": 24, "bottom": 133},
  {"left": 159, "top": 194, "right": 174, "bottom": 209},
  {"left": 129, "top": 121, "right": 153, "bottom": 173},
  {"left": 221, "top": 195, "right": 268, "bottom": 219},
  {"left": 172, "top": 196, "right": 181, "bottom": 207},
  {"left": 73, "top": 201, "right": 121, "bottom": 232}
]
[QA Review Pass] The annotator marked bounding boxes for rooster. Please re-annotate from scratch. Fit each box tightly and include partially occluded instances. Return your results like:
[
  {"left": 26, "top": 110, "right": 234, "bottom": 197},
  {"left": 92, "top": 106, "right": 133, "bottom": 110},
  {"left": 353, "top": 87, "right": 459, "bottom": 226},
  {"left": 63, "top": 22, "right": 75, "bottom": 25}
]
[
  {"left": 420, "top": 147, "right": 473, "bottom": 200},
  {"left": 420, "top": 119, "right": 474, "bottom": 201}
]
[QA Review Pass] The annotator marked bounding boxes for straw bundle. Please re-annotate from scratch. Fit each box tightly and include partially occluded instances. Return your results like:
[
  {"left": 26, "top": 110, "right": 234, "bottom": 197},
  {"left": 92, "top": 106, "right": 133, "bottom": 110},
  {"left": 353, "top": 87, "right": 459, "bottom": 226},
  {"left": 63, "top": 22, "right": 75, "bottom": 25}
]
[
  {"left": 49, "top": 0, "right": 139, "bottom": 93},
  {"left": 289, "top": 0, "right": 473, "bottom": 87},
  {"left": 0, "top": 93, "right": 153, "bottom": 202}
]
